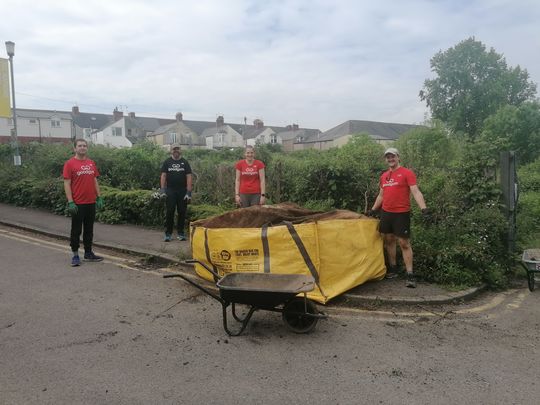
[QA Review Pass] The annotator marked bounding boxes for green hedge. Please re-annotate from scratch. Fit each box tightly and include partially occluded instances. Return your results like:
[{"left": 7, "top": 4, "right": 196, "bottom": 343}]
[{"left": 1, "top": 137, "right": 539, "bottom": 289}]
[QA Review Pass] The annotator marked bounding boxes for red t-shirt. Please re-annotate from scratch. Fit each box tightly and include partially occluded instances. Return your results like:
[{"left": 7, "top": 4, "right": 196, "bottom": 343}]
[
  {"left": 380, "top": 166, "right": 417, "bottom": 213},
  {"left": 235, "top": 159, "right": 265, "bottom": 194},
  {"left": 63, "top": 157, "right": 100, "bottom": 204}
]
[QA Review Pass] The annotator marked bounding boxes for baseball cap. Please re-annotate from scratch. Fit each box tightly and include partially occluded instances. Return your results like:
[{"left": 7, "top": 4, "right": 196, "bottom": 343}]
[
  {"left": 170, "top": 143, "right": 181, "bottom": 150},
  {"left": 384, "top": 147, "right": 399, "bottom": 156}
]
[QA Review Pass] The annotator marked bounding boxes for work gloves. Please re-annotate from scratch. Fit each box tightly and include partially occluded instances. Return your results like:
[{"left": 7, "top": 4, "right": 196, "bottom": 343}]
[
  {"left": 184, "top": 191, "right": 192, "bottom": 203},
  {"left": 96, "top": 196, "right": 104, "bottom": 210},
  {"left": 421, "top": 208, "right": 433, "bottom": 224},
  {"left": 366, "top": 209, "right": 379, "bottom": 218},
  {"left": 67, "top": 201, "right": 78, "bottom": 215}
]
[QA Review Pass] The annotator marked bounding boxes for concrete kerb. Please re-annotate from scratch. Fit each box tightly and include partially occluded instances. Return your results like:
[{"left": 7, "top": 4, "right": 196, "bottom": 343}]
[{"left": 341, "top": 284, "right": 487, "bottom": 306}]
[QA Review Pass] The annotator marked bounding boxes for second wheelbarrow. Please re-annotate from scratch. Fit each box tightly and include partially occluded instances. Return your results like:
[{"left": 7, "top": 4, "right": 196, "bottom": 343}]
[
  {"left": 164, "top": 259, "right": 327, "bottom": 336},
  {"left": 521, "top": 248, "right": 540, "bottom": 292}
]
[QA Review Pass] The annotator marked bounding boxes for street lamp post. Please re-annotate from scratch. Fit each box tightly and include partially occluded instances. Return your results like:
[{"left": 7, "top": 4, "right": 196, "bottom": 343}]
[{"left": 5, "top": 41, "right": 21, "bottom": 166}]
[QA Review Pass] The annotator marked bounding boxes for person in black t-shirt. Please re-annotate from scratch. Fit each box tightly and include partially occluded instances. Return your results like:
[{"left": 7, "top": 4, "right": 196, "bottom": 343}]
[{"left": 160, "top": 144, "right": 193, "bottom": 241}]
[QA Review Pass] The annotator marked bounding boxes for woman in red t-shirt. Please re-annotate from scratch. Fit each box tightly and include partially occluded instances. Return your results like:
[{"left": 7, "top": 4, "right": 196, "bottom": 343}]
[{"left": 234, "top": 146, "right": 266, "bottom": 207}]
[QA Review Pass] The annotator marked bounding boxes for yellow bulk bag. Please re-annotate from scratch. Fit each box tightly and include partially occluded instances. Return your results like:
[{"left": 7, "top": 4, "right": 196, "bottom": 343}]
[{"left": 189, "top": 213, "right": 385, "bottom": 304}]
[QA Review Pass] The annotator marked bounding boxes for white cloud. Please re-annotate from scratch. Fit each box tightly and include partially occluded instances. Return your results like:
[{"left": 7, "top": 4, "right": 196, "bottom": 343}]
[{"left": 1, "top": 0, "right": 539, "bottom": 130}]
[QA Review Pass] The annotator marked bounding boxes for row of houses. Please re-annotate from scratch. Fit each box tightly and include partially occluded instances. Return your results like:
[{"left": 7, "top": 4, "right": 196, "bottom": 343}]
[{"left": 0, "top": 106, "right": 422, "bottom": 151}]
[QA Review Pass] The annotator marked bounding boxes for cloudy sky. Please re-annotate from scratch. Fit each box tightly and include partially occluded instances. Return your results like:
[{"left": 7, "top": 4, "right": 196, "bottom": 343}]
[{"left": 1, "top": 0, "right": 539, "bottom": 131}]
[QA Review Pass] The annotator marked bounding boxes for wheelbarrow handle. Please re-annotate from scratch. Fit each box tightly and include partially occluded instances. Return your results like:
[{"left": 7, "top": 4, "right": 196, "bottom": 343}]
[
  {"left": 163, "top": 273, "right": 224, "bottom": 304},
  {"left": 183, "top": 259, "right": 222, "bottom": 280}
]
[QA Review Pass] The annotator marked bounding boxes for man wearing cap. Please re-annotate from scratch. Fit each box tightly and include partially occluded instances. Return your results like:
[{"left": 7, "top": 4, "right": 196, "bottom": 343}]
[
  {"left": 368, "top": 147, "right": 428, "bottom": 288},
  {"left": 160, "top": 144, "right": 193, "bottom": 241}
]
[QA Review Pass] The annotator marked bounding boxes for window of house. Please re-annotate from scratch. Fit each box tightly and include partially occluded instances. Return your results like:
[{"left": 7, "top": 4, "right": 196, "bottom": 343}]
[
  {"left": 169, "top": 132, "right": 177, "bottom": 143},
  {"left": 112, "top": 127, "right": 122, "bottom": 136},
  {"left": 83, "top": 128, "right": 92, "bottom": 137},
  {"left": 51, "top": 119, "right": 61, "bottom": 128},
  {"left": 218, "top": 132, "right": 225, "bottom": 144},
  {"left": 232, "top": 134, "right": 237, "bottom": 142},
  {"left": 270, "top": 134, "right": 277, "bottom": 144},
  {"left": 127, "top": 129, "right": 132, "bottom": 136},
  {"left": 29, "top": 119, "right": 37, "bottom": 124}
]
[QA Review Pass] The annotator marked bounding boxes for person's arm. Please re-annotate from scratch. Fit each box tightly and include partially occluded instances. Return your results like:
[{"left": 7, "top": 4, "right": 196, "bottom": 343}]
[
  {"left": 371, "top": 187, "right": 384, "bottom": 211},
  {"left": 410, "top": 185, "right": 427, "bottom": 210},
  {"left": 94, "top": 177, "right": 101, "bottom": 197},
  {"left": 186, "top": 173, "right": 192, "bottom": 192},
  {"left": 64, "top": 179, "right": 73, "bottom": 202},
  {"left": 160, "top": 172, "right": 167, "bottom": 189},
  {"left": 235, "top": 169, "right": 241, "bottom": 206},
  {"left": 259, "top": 168, "right": 266, "bottom": 205}
]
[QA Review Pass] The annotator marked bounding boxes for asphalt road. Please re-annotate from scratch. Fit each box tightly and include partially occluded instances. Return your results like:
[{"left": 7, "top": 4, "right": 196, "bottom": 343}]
[{"left": 1, "top": 226, "right": 540, "bottom": 405}]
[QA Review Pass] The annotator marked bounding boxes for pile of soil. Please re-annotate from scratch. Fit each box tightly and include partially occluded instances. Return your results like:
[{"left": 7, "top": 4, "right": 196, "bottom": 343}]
[{"left": 191, "top": 202, "right": 367, "bottom": 229}]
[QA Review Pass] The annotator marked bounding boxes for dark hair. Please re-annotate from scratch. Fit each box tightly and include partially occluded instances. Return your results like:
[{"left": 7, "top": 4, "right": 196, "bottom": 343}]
[{"left": 73, "top": 138, "right": 87, "bottom": 147}]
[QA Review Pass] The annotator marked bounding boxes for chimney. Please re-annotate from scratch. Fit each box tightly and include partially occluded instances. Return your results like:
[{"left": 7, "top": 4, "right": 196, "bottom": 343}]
[
  {"left": 292, "top": 123, "right": 299, "bottom": 130},
  {"left": 176, "top": 112, "right": 183, "bottom": 122},
  {"left": 113, "top": 107, "right": 123, "bottom": 121},
  {"left": 253, "top": 119, "right": 264, "bottom": 129},
  {"left": 72, "top": 106, "right": 80, "bottom": 115},
  {"left": 216, "top": 115, "right": 224, "bottom": 126},
  {"left": 128, "top": 112, "right": 136, "bottom": 118}
]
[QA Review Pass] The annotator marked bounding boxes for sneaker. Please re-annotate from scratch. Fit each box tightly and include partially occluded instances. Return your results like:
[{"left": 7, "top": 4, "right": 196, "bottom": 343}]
[
  {"left": 177, "top": 233, "right": 186, "bottom": 241},
  {"left": 406, "top": 273, "right": 417, "bottom": 288},
  {"left": 71, "top": 255, "right": 81, "bottom": 267},
  {"left": 385, "top": 266, "right": 399, "bottom": 279},
  {"left": 164, "top": 234, "right": 172, "bottom": 242},
  {"left": 84, "top": 251, "right": 103, "bottom": 262}
]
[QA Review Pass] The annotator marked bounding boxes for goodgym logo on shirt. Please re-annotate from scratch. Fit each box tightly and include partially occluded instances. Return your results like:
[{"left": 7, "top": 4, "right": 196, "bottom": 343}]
[
  {"left": 242, "top": 166, "right": 258, "bottom": 176},
  {"left": 169, "top": 163, "right": 185, "bottom": 172},
  {"left": 76, "top": 164, "right": 95, "bottom": 176},
  {"left": 383, "top": 173, "right": 404, "bottom": 188}
]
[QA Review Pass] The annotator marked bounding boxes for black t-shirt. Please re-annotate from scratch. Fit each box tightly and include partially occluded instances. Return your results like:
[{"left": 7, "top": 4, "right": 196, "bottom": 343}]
[{"left": 161, "top": 157, "right": 192, "bottom": 190}]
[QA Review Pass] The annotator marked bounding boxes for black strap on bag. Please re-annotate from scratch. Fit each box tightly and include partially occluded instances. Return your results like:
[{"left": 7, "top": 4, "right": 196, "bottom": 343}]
[
  {"left": 283, "top": 221, "right": 326, "bottom": 299},
  {"left": 261, "top": 223, "right": 271, "bottom": 273},
  {"left": 203, "top": 227, "right": 220, "bottom": 282}
]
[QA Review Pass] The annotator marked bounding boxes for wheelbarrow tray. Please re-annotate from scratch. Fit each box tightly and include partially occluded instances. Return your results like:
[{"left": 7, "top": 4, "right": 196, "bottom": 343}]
[
  {"left": 522, "top": 248, "right": 540, "bottom": 292},
  {"left": 216, "top": 273, "right": 315, "bottom": 309},
  {"left": 522, "top": 249, "right": 540, "bottom": 271}
]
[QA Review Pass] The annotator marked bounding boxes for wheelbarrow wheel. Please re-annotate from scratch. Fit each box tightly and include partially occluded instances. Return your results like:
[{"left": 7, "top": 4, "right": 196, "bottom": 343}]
[
  {"left": 528, "top": 272, "right": 535, "bottom": 292},
  {"left": 282, "top": 298, "right": 318, "bottom": 334}
]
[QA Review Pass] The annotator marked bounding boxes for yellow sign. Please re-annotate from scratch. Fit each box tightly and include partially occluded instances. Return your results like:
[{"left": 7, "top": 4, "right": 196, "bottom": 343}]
[{"left": 0, "top": 58, "right": 11, "bottom": 118}]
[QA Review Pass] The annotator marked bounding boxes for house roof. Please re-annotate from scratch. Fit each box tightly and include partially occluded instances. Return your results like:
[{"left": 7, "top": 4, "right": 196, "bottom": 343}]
[
  {"left": 277, "top": 128, "right": 322, "bottom": 142},
  {"left": 243, "top": 127, "right": 270, "bottom": 140},
  {"left": 17, "top": 108, "right": 72, "bottom": 120},
  {"left": 315, "top": 120, "right": 423, "bottom": 143},
  {"left": 72, "top": 112, "right": 111, "bottom": 130}
]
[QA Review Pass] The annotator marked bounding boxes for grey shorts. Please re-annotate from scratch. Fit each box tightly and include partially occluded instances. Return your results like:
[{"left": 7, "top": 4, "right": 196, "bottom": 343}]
[{"left": 239, "top": 193, "right": 261, "bottom": 207}]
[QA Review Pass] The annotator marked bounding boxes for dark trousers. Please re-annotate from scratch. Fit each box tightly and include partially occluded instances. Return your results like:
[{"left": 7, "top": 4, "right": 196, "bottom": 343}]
[
  {"left": 165, "top": 190, "right": 188, "bottom": 235},
  {"left": 70, "top": 203, "right": 96, "bottom": 253}
]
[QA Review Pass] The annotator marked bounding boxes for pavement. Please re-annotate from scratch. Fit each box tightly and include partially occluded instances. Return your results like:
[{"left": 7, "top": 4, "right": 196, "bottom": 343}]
[{"left": 0, "top": 202, "right": 485, "bottom": 306}]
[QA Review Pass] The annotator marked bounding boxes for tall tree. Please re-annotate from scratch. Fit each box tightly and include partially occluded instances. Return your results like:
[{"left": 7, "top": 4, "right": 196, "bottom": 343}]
[
  {"left": 480, "top": 101, "right": 540, "bottom": 165},
  {"left": 420, "top": 37, "right": 537, "bottom": 138}
]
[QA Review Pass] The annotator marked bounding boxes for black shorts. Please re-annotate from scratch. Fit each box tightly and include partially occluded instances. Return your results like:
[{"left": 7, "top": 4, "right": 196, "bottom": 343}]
[{"left": 379, "top": 211, "right": 411, "bottom": 238}]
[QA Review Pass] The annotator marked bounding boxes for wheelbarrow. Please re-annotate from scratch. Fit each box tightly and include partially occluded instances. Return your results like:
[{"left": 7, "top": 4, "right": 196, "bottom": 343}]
[
  {"left": 521, "top": 249, "right": 540, "bottom": 292},
  {"left": 164, "top": 259, "right": 327, "bottom": 336}
]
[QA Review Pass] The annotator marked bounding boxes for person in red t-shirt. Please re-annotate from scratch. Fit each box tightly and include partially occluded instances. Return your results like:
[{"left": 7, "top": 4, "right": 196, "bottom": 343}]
[
  {"left": 234, "top": 145, "right": 266, "bottom": 207},
  {"left": 63, "top": 138, "right": 104, "bottom": 267},
  {"left": 369, "top": 148, "right": 428, "bottom": 288}
]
